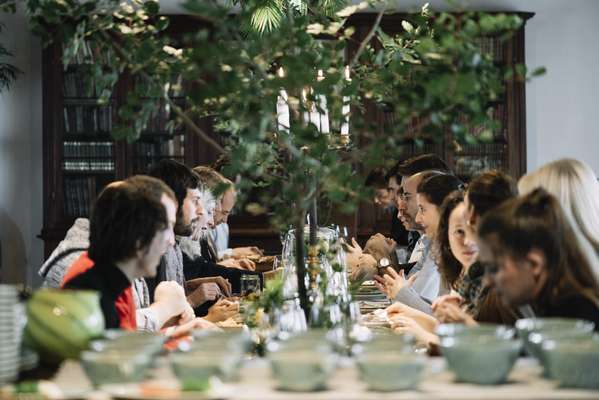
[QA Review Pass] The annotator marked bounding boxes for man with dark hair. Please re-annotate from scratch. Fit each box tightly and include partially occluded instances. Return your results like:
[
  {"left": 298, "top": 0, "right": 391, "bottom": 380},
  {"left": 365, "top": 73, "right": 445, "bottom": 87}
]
[
  {"left": 146, "top": 160, "right": 229, "bottom": 308},
  {"left": 365, "top": 167, "right": 409, "bottom": 247},
  {"left": 351, "top": 154, "right": 451, "bottom": 284},
  {"left": 148, "top": 159, "right": 259, "bottom": 320},
  {"left": 64, "top": 178, "right": 179, "bottom": 328}
]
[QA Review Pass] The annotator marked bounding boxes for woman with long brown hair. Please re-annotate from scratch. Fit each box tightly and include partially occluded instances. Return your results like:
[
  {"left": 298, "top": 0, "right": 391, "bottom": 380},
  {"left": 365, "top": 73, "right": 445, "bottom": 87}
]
[{"left": 478, "top": 188, "right": 599, "bottom": 325}]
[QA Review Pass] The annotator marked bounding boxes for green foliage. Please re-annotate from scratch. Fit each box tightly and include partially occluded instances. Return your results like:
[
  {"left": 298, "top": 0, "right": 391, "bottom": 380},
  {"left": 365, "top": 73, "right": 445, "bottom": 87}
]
[
  {"left": 25, "top": 0, "right": 542, "bottom": 233},
  {"left": 0, "top": 3, "right": 21, "bottom": 92}
]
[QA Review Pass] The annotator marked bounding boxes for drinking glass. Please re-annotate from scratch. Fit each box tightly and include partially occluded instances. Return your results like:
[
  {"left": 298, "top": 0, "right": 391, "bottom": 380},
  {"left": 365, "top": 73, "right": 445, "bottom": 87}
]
[{"left": 240, "top": 275, "right": 261, "bottom": 297}]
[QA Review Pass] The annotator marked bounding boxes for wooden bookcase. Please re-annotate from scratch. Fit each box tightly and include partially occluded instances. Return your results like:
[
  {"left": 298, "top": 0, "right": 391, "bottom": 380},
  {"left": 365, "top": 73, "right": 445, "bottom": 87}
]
[{"left": 39, "top": 12, "right": 533, "bottom": 257}]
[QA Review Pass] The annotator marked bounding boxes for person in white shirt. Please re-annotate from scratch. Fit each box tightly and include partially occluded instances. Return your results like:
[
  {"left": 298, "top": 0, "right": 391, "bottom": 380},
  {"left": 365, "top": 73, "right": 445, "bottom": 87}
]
[{"left": 193, "top": 166, "right": 262, "bottom": 263}]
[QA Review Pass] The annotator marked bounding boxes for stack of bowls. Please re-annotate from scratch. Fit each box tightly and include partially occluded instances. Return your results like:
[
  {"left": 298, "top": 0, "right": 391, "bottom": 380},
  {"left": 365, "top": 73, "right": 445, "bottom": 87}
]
[
  {"left": 515, "top": 318, "right": 595, "bottom": 357},
  {"left": 81, "top": 331, "right": 163, "bottom": 386},
  {"left": 541, "top": 336, "right": 599, "bottom": 389},
  {"left": 171, "top": 331, "right": 250, "bottom": 389},
  {"left": 269, "top": 330, "right": 338, "bottom": 391},
  {"left": 356, "top": 334, "right": 425, "bottom": 391},
  {"left": 438, "top": 324, "right": 521, "bottom": 385},
  {"left": 0, "top": 285, "right": 24, "bottom": 385}
]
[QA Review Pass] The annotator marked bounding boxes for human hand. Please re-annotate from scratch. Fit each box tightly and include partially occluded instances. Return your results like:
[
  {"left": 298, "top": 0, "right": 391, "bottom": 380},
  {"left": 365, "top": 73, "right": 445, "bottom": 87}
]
[
  {"left": 364, "top": 233, "right": 397, "bottom": 262},
  {"left": 432, "top": 301, "right": 476, "bottom": 325},
  {"left": 186, "top": 282, "right": 222, "bottom": 308},
  {"left": 153, "top": 281, "right": 189, "bottom": 318},
  {"left": 431, "top": 294, "right": 463, "bottom": 311},
  {"left": 391, "top": 315, "right": 440, "bottom": 347},
  {"left": 373, "top": 268, "right": 417, "bottom": 299},
  {"left": 186, "top": 276, "right": 232, "bottom": 297},
  {"left": 232, "top": 246, "right": 263, "bottom": 259},
  {"left": 204, "top": 298, "right": 240, "bottom": 323},
  {"left": 343, "top": 237, "right": 363, "bottom": 255},
  {"left": 165, "top": 317, "right": 221, "bottom": 338},
  {"left": 219, "top": 258, "right": 256, "bottom": 271},
  {"left": 385, "top": 301, "right": 438, "bottom": 333},
  {"left": 349, "top": 253, "right": 378, "bottom": 282}
]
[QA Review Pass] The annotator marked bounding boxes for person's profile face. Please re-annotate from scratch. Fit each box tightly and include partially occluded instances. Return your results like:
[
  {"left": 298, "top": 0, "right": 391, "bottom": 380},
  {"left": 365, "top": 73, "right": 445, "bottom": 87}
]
[
  {"left": 215, "top": 188, "right": 236, "bottom": 225},
  {"left": 140, "top": 194, "right": 177, "bottom": 278},
  {"left": 175, "top": 188, "right": 202, "bottom": 236}
]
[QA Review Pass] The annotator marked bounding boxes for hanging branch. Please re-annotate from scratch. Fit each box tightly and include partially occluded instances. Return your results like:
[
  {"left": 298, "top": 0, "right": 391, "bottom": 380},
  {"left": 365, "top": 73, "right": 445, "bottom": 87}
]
[
  {"left": 99, "top": 30, "right": 226, "bottom": 154},
  {"left": 350, "top": 6, "right": 386, "bottom": 67}
]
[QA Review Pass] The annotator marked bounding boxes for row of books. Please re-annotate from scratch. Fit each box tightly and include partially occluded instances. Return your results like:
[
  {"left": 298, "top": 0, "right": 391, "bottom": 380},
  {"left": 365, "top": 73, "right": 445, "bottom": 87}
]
[
  {"left": 63, "top": 67, "right": 100, "bottom": 98},
  {"left": 474, "top": 37, "right": 504, "bottom": 62},
  {"left": 134, "top": 138, "right": 185, "bottom": 159},
  {"left": 63, "top": 161, "right": 115, "bottom": 171},
  {"left": 64, "top": 105, "right": 113, "bottom": 134},
  {"left": 64, "top": 177, "right": 93, "bottom": 217},
  {"left": 64, "top": 141, "right": 113, "bottom": 158}
]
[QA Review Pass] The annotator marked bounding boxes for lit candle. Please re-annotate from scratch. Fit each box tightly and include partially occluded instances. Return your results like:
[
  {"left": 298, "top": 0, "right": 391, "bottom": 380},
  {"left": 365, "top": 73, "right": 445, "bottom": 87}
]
[
  {"left": 276, "top": 67, "right": 290, "bottom": 133},
  {"left": 317, "top": 70, "right": 330, "bottom": 134},
  {"left": 341, "top": 66, "right": 351, "bottom": 136}
]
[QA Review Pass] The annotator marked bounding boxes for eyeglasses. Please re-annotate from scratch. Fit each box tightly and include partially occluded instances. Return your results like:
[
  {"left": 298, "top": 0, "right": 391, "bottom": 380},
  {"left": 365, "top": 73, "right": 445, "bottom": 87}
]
[{"left": 398, "top": 192, "right": 413, "bottom": 201}]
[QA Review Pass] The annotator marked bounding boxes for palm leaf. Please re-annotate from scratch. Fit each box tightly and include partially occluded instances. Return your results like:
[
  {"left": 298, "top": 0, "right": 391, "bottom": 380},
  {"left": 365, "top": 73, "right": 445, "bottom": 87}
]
[
  {"left": 250, "top": 3, "right": 284, "bottom": 33},
  {"left": 0, "top": 27, "right": 21, "bottom": 92}
]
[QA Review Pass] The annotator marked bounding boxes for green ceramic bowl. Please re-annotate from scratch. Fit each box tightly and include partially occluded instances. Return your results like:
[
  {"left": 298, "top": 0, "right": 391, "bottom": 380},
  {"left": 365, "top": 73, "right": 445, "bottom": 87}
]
[
  {"left": 80, "top": 350, "right": 152, "bottom": 386},
  {"left": 26, "top": 289, "right": 105, "bottom": 361},
  {"left": 357, "top": 352, "right": 425, "bottom": 391},
  {"left": 440, "top": 335, "right": 522, "bottom": 385},
  {"left": 269, "top": 350, "right": 337, "bottom": 391},
  {"left": 356, "top": 333, "right": 415, "bottom": 355},
  {"left": 515, "top": 318, "right": 595, "bottom": 355},
  {"left": 192, "top": 330, "right": 252, "bottom": 354},
  {"left": 436, "top": 323, "right": 515, "bottom": 340},
  {"left": 528, "top": 330, "right": 595, "bottom": 372},
  {"left": 542, "top": 337, "right": 599, "bottom": 389},
  {"left": 171, "top": 350, "right": 241, "bottom": 386}
]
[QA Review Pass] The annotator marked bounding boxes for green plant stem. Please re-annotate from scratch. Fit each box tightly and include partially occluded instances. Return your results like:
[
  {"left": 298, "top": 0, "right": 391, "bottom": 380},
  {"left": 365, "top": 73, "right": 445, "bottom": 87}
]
[{"left": 350, "top": 6, "right": 386, "bottom": 67}]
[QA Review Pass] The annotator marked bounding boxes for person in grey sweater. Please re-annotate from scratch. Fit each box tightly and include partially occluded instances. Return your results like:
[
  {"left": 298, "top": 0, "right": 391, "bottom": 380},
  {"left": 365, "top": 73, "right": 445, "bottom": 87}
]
[{"left": 376, "top": 172, "right": 463, "bottom": 314}]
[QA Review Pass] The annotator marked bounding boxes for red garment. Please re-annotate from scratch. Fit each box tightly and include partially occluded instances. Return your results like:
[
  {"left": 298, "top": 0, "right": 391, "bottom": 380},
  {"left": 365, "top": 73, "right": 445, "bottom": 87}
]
[{"left": 62, "top": 252, "right": 137, "bottom": 331}]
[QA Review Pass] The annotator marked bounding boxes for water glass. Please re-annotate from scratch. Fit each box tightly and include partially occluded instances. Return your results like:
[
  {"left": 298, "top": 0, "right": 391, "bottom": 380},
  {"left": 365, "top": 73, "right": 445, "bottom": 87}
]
[{"left": 240, "top": 275, "right": 261, "bottom": 297}]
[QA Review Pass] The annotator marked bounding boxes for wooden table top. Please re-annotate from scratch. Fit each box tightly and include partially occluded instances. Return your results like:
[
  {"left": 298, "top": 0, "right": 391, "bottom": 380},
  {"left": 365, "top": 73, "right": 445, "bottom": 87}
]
[{"left": 46, "top": 357, "right": 599, "bottom": 400}]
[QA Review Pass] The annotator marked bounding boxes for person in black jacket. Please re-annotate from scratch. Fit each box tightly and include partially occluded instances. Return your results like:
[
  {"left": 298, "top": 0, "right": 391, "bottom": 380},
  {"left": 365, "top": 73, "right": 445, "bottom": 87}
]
[
  {"left": 478, "top": 188, "right": 599, "bottom": 328},
  {"left": 65, "top": 176, "right": 178, "bottom": 329}
]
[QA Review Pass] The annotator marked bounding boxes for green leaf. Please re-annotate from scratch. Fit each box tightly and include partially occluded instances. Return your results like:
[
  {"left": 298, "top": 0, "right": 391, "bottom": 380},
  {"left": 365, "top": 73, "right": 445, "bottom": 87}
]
[{"left": 143, "top": 1, "right": 160, "bottom": 16}]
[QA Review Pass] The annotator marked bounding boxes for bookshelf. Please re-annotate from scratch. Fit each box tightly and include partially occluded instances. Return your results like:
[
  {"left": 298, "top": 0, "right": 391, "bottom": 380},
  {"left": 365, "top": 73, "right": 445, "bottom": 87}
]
[{"left": 40, "top": 13, "right": 532, "bottom": 257}]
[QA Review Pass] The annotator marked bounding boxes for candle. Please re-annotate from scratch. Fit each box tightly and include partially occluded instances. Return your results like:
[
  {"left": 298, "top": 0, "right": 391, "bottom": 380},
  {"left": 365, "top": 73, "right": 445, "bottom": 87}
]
[
  {"left": 276, "top": 67, "right": 290, "bottom": 133},
  {"left": 341, "top": 66, "right": 351, "bottom": 136},
  {"left": 317, "top": 70, "right": 330, "bottom": 134}
]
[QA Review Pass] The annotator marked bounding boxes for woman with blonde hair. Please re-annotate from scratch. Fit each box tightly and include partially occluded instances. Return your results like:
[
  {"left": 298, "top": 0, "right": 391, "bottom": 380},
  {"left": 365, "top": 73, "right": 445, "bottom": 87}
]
[{"left": 518, "top": 158, "right": 599, "bottom": 282}]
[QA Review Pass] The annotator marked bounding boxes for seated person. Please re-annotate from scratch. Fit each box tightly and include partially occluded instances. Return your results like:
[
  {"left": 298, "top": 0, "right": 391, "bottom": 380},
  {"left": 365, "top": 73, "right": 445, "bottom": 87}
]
[
  {"left": 38, "top": 218, "right": 89, "bottom": 289},
  {"left": 194, "top": 165, "right": 262, "bottom": 262},
  {"left": 147, "top": 160, "right": 260, "bottom": 315},
  {"left": 478, "top": 188, "right": 599, "bottom": 327},
  {"left": 63, "top": 176, "right": 211, "bottom": 332},
  {"left": 375, "top": 172, "right": 463, "bottom": 312},
  {"left": 365, "top": 166, "right": 409, "bottom": 249}
]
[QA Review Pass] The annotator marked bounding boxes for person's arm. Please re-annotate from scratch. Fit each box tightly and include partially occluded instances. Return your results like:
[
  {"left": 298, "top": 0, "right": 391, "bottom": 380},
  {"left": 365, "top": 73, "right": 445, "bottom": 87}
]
[{"left": 394, "top": 286, "right": 433, "bottom": 315}]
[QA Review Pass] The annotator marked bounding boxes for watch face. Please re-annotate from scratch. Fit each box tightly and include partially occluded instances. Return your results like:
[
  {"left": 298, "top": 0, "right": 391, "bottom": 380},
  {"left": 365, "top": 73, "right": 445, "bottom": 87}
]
[{"left": 379, "top": 257, "right": 390, "bottom": 268}]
